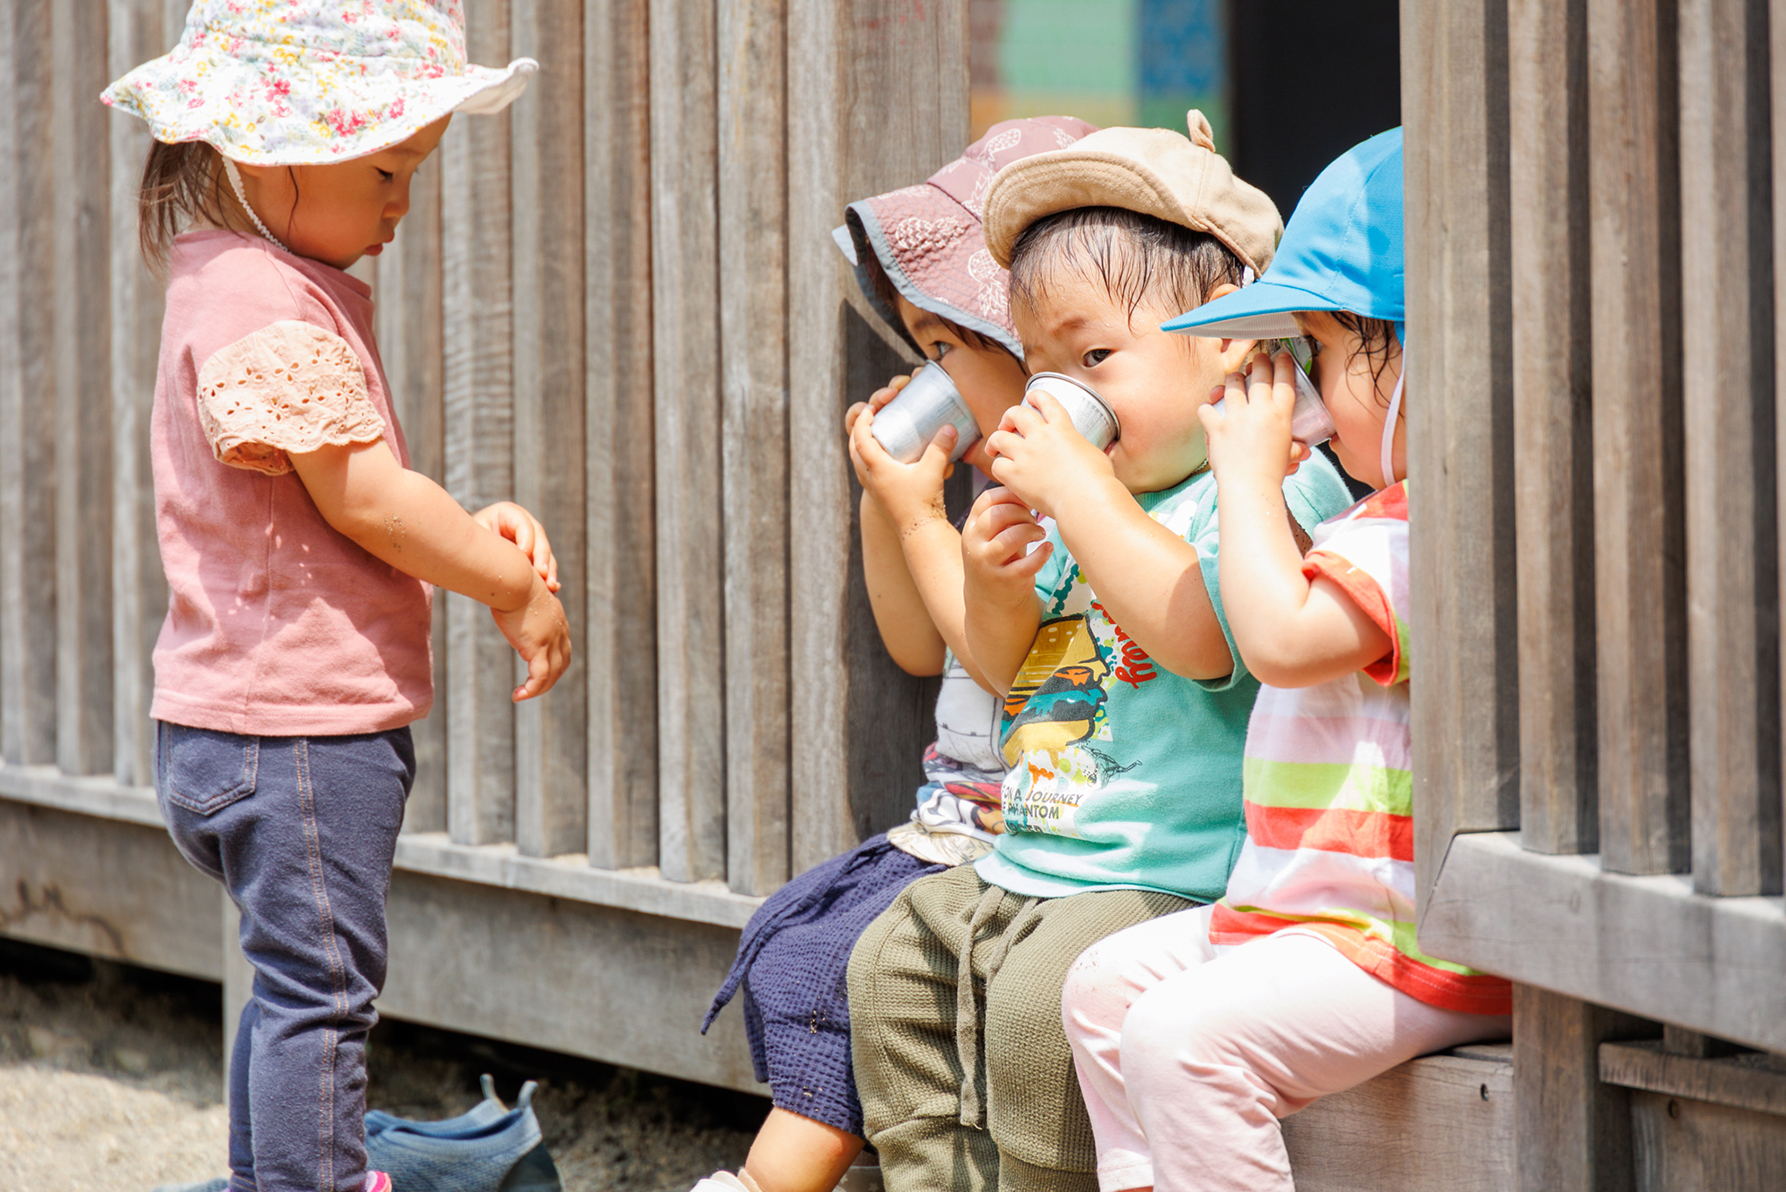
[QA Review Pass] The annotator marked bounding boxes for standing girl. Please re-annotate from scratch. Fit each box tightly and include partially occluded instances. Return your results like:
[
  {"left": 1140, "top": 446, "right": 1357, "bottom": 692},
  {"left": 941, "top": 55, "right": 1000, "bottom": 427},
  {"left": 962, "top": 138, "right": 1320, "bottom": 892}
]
[
  {"left": 104, "top": 5, "right": 569, "bottom": 1191},
  {"left": 1058, "top": 129, "right": 1511, "bottom": 1192}
]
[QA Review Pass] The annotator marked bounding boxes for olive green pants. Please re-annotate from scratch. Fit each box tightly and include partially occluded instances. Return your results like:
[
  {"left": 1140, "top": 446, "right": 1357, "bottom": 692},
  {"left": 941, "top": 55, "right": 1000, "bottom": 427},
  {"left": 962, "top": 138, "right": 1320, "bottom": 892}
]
[{"left": 847, "top": 864, "right": 1192, "bottom": 1192}]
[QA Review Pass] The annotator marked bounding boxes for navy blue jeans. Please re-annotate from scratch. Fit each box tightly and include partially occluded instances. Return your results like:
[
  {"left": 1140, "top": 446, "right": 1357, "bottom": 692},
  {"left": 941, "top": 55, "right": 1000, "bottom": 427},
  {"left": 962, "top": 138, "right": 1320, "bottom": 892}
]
[{"left": 156, "top": 722, "right": 415, "bottom": 1192}]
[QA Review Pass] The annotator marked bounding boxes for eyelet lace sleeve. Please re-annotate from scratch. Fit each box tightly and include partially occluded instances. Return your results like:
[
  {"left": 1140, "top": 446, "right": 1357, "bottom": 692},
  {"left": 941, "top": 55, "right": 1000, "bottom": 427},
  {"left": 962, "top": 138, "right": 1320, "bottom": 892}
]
[{"left": 195, "top": 320, "right": 388, "bottom": 476}]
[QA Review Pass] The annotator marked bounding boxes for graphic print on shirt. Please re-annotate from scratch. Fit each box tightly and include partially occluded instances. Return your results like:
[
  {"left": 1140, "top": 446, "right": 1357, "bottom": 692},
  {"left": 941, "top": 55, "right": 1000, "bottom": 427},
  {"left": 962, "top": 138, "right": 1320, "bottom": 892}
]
[{"left": 999, "top": 604, "right": 1154, "bottom": 837}]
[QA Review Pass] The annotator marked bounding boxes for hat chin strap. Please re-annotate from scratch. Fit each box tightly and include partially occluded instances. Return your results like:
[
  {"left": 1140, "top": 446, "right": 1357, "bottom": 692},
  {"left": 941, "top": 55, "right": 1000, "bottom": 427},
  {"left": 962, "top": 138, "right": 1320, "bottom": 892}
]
[
  {"left": 1380, "top": 365, "right": 1404, "bottom": 490},
  {"left": 222, "top": 158, "right": 290, "bottom": 254}
]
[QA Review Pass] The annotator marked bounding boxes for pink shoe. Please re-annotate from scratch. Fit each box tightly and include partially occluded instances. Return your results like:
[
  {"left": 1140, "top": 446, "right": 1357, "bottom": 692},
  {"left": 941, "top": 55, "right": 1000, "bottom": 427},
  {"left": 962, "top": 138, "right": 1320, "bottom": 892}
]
[{"left": 362, "top": 1173, "right": 393, "bottom": 1192}]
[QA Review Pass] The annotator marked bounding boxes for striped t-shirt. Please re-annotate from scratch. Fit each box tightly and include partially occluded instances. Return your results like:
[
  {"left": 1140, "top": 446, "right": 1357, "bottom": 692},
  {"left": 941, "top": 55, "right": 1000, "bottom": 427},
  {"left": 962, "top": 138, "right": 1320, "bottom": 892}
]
[{"left": 1208, "top": 483, "right": 1512, "bottom": 1015}]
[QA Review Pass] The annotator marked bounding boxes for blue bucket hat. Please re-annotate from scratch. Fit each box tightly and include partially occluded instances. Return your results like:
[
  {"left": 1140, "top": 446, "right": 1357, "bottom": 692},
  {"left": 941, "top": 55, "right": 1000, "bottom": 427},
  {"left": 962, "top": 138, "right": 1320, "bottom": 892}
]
[{"left": 1162, "top": 127, "right": 1404, "bottom": 344}]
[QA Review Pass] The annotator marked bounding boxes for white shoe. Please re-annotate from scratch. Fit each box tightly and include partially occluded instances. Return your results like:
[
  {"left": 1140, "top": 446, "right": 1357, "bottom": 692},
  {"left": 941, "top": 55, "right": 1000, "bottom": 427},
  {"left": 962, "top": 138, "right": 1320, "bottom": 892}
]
[{"left": 690, "top": 1173, "right": 751, "bottom": 1192}]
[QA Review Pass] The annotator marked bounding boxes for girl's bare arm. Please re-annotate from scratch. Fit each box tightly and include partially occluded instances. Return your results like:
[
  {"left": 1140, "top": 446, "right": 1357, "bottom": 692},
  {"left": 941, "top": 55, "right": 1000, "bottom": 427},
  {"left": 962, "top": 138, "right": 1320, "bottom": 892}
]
[{"left": 290, "top": 439, "right": 571, "bottom": 700}]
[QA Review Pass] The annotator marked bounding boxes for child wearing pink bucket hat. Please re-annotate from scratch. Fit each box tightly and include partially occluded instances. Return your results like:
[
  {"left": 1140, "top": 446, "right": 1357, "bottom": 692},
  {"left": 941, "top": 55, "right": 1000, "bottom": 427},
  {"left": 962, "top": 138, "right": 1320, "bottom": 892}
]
[
  {"left": 693, "top": 116, "right": 1095, "bottom": 1192},
  {"left": 109, "top": 6, "right": 566, "bottom": 1192}
]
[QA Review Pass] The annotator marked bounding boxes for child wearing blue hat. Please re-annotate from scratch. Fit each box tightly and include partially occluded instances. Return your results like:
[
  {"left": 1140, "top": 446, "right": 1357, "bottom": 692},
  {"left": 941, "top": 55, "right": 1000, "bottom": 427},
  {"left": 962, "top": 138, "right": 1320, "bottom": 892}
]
[{"left": 1058, "top": 129, "right": 1512, "bottom": 1192}]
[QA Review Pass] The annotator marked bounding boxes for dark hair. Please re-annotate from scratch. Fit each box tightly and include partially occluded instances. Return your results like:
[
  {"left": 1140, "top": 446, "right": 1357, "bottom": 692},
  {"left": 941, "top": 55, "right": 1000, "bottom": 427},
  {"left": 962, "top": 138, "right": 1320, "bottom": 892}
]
[
  {"left": 859, "top": 249, "right": 1013, "bottom": 359},
  {"left": 138, "top": 141, "right": 232, "bottom": 270},
  {"left": 1007, "top": 207, "right": 1248, "bottom": 327}
]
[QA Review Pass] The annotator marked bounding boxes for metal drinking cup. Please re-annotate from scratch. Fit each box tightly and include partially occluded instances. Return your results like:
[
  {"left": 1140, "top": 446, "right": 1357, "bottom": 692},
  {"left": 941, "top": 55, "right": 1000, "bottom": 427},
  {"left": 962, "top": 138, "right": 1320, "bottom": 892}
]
[
  {"left": 870, "top": 361, "right": 980, "bottom": 464},
  {"left": 1209, "top": 338, "right": 1336, "bottom": 448},
  {"left": 1023, "top": 372, "right": 1121, "bottom": 449}
]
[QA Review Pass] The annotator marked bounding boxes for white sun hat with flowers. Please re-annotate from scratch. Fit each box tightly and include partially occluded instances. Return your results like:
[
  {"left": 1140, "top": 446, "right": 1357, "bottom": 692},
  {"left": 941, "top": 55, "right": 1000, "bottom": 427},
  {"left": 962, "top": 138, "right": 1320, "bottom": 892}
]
[{"left": 102, "top": 0, "right": 536, "bottom": 165}]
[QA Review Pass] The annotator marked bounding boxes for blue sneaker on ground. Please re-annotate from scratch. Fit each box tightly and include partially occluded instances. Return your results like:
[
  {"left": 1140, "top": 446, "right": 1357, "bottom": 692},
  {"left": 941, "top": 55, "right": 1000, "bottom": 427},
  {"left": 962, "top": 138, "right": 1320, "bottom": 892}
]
[
  {"left": 367, "top": 1076, "right": 561, "bottom": 1192},
  {"left": 366, "top": 1073, "right": 511, "bottom": 1139}
]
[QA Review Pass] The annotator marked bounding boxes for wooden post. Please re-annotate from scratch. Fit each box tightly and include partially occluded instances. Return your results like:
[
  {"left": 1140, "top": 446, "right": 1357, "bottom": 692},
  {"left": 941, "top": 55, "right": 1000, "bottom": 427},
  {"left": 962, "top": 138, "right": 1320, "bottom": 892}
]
[
  {"left": 649, "top": 0, "right": 726, "bottom": 884},
  {"left": 719, "top": 0, "right": 791, "bottom": 896},
  {"left": 511, "top": 0, "right": 588, "bottom": 860},
  {"left": 0, "top": 0, "right": 57, "bottom": 768},
  {"left": 1679, "top": 0, "right": 1782, "bottom": 898},
  {"left": 1770, "top": 0, "right": 1786, "bottom": 901},
  {"left": 786, "top": 0, "right": 969, "bottom": 871},
  {"left": 583, "top": 0, "right": 659, "bottom": 872},
  {"left": 377, "top": 156, "right": 448, "bottom": 834},
  {"left": 53, "top": 0, "right": 114, "bottom": 777},
  {"left": 1401, "top": 0, "right": 1521, "bottom": 912},
  {"left": 1513, "top": 986, "right": 1646, "bottom": 1192},
  {"left": 1509, "top": 0, "right": 1596, "bottom": 855},
  {"left": 441, "top": 0, "right": 517, "bottom": 848},
  {"left": 1589, "top": 0, "right": 1689, "bottom": 877}
]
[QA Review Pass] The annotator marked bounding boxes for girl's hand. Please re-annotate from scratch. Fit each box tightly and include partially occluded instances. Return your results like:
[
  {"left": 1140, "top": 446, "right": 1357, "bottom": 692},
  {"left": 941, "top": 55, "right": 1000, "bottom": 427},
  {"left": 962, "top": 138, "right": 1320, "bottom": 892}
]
[
  {"left": 984, "top": 393, "right": 1114, "bottom": 520},
  {"left": 962, "top": 485, "right": 1052, "bottom": 597},
  {"left": 848, "top": 401, "right": 956, "bottom": 536},
  {"left": 474, "top": 501, "right": 560, "bottom": 592},
  {"left": 842, "top": 370, "right": 914, "bottom": 443},
  {"left": 491, "top": 574, "right": 573, "bottom": 701},
  {"left": 1200, "top": 349, "right": 1309, "bottom": 485}
]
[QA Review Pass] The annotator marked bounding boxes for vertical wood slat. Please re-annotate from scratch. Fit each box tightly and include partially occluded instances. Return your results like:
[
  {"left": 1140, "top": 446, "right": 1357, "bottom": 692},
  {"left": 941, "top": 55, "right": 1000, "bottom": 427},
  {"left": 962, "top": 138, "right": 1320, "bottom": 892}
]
[
  {"left": 1775, "top": 0, "right": 1786, "bottom": 892},
  {"left": 53, "top": 0, "right": 113, "bottom": 777},
  {"left": 1402, "top": 0, "right": 1521, "bottom": 912},
  {"left": 786, "top": 0, "right": 969, "bottom": 873},
  {"left": 1512, "top": 985, "right": 1646, "bottom": 1192},
  {"left": 1679, "top": 0, "right": 1783, "bottom": 898},
  {"left": 442, "top": 0, "right": 517, "bottom": 847},
  {"left": 0, "top": 0, "right": 56, "bottom": 767},
  {"left": 1509, "top": 0, "right": 1596, "bottom": 855},
  {"left": 511, "top": 0, "right": 588, "bottom": 859},
  {"left": 1589, "top": 0, "right": 1690, "bottom": 876},
  {"left": 378, "top": 156, "right": 448, "bottom": 834},
  {"left": 107, "top": 0, "right": 173, "bottom": 790},
  {"left": 650, "top": 0, "right": 726, "bottom": 883},
  {"left": 583, "top": 0, "right": 658, "bottom": 871},
  {"left": 719, "top": 0, "right": 791, "bottom": 896}
]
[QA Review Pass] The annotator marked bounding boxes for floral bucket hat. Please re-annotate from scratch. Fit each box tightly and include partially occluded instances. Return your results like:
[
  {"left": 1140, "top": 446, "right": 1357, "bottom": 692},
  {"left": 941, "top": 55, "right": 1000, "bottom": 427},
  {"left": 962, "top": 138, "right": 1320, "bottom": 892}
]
[
  {"left": 835, "top": 115, "right": 1099, "bottom": 360},
  {"left": 101, "top": 0, "right": 536, "bottom": 165}
]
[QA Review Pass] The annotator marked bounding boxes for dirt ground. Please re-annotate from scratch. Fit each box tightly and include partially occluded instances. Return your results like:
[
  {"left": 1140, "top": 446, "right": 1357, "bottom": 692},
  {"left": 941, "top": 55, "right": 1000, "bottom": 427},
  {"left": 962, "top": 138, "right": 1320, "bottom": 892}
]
[{"left": 0, "top": 939, "right": 760, "bottom": 1191}]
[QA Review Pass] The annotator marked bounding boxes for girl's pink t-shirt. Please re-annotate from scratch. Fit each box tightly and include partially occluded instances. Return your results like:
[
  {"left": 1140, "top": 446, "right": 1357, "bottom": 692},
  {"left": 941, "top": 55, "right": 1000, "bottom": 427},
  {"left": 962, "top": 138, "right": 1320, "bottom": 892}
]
[{"left": 150, "top": 230, "right": 433, "bottom": 736}]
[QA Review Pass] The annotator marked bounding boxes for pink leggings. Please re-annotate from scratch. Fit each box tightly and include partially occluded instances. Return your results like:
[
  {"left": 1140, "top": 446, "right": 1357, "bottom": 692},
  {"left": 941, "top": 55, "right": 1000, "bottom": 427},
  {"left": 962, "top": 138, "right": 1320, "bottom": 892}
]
[{"left": 1060, "top": 905, "right": 1510, "bottom": 1192}]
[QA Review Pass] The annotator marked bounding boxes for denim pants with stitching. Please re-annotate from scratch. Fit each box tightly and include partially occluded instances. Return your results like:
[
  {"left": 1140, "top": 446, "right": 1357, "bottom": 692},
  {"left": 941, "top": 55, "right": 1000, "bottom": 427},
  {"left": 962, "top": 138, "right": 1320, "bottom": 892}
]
[{"left": 156, "top": 721, "right": 415, "bottom": 1192}]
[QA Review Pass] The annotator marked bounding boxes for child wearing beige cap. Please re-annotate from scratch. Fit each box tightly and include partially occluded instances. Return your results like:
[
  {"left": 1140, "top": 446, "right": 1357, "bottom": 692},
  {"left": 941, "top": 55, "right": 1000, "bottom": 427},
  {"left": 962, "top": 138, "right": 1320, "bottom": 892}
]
[{"left": 844, "top": 114, "right": 1353, "bottom": 1192}]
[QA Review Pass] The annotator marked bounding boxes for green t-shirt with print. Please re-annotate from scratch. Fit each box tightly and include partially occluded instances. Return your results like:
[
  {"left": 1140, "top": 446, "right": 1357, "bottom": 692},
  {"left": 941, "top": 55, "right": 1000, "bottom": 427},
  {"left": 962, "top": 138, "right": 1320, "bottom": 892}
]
[{"left": 973, "top": 453, "right": 1353, "bottom": 901}]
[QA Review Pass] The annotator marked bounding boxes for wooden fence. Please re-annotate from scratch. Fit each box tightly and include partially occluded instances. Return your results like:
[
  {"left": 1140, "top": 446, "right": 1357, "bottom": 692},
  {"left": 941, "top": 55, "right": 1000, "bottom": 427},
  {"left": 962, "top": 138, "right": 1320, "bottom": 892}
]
[
  {"left": 1406, "top": 0, "right": 1786, "bottom": 1184},
  {"left": 0, "top": 0, "right": 967, "bottom": 1089}
]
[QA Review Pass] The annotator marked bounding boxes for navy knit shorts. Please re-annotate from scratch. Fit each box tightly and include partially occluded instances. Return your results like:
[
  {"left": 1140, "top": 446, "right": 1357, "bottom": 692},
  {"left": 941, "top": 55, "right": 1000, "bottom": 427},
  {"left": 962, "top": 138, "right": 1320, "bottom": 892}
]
[{"left": 704, "top": 833, "right": 944, "bottom": 1136}]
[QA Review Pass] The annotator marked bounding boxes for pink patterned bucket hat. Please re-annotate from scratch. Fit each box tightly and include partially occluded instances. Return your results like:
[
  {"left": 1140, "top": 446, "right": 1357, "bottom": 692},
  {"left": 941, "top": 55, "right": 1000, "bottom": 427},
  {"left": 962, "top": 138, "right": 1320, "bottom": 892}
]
[
  {"left": 101, "top": 1, "right": 536, "bottom": 165},
  {"left": 836, "top": 116, "right": 1098, "bottom": 360}
]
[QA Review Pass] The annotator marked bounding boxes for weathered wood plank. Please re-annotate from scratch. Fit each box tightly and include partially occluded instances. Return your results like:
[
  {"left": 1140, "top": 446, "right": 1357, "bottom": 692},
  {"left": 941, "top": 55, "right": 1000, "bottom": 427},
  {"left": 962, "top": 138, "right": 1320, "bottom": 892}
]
[
  {"left": 107, "top": 0, "right": 172, "bottom": 791},
  {"left": 0, "top": 799, "right": 223, "bottom": 980},
  {"left": 377, "top": 155, "right": 448, "bottom": 835},
  {"left": 582, "top": 0, "right": 659, "bottom": 872},
  {"left": 649, "top": 0, "right": 725, "bottom": 884},
  {"left": 53, "top": 0, "right": 114, "bottom": 777},
  {"left": 1629, "top": 1089, "right": 1786, "bottom": 1190},
  {"left": 0, "top": 0, "right": 57, "bottom": 767},
  {"left": 1678, "top": 0, "right": 1782, "bottom": 898},
  {"left": 1589, "top": 0, "right": 1689, "bottom": 876},
  {"left": 1280, "top": 1051, "right": 1515, "bottom": 1192},
  {"left": 1422, "top": 830, "right": 1786, "bottom": 1053},
  {"left": 511, "top": 0, "right": 588, "bottom": 860},
  {"left": 1511, "top": 986, "right": 1649, "bottom": 1192},
  {"left": 440, "top": 0, "right": 516, "bottom": 847},
  {"left": 1400, "top": 0, "right": 1520, "bottom": 913},
  {"left": 381, "top": 872, "right": 759, "bottom": 1093},
  {"left": 1604, "top": 1039, "right": 1786, "bottom": 1116},
  {"left": 785, "top": 0, "right": 969, "bottom": 873},
  {"left": 718, "top": 0, "right": 790, "bottom": 896},
  {"left": 1509, "top": 0, "right": 1596, "bottom": 855},
  {"left": 1772, "top": 0, "right": 1786, "bottom": 906}
]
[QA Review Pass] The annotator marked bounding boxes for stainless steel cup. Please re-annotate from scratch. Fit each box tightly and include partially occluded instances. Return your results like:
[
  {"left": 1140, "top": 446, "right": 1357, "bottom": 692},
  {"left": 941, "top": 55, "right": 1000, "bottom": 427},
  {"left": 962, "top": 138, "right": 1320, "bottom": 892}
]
[
  {"left": 1023, "top": 372, "right": 1121, "bottom": 449},
  {"left": 1209, "top": 339, "right": 1336, "bottom": 447},
  {"left": 870, "top": 361, "right": 980, "bottom": 463}
]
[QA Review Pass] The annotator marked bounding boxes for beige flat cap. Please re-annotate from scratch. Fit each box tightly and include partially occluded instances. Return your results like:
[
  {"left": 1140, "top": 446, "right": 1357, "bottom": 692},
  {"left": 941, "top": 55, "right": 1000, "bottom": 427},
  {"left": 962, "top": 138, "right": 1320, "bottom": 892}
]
[{"left": 981, "top": 111, "right": 1282, "bottom": 275}]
